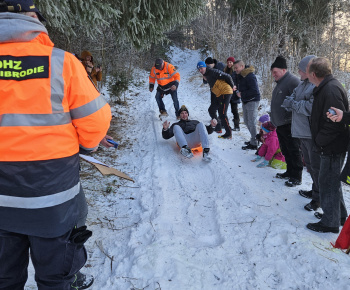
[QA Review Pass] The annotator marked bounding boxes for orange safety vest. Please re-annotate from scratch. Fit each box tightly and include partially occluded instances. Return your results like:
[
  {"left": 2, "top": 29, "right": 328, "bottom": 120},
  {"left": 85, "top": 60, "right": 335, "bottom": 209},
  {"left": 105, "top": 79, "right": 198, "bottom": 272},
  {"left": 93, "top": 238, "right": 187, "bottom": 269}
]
[
  {"left": 149, "top": 61, "right": 180, "bottom": 88},
  {"left": 0, "top": 33, "right": 111, "bottom": 162}
]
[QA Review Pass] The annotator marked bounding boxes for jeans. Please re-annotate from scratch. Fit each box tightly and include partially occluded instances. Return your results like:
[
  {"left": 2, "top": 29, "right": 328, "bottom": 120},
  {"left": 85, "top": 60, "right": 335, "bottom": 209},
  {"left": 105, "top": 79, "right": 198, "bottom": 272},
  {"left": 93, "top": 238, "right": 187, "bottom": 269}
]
[
  {"left": 173, "top": 123, "right": 209, "bottom": 149},
  {"left": 242, "top": 101, "right": 259, "bottom": 145},
  {"left": 318, "top": 152, "right": 348, "bottom": 227},
  {"left": 300, "top": 138, "right": 320, "bottom": 202},
  {"left": 155, "top": 89, "right": 180, "bottom": 116}
]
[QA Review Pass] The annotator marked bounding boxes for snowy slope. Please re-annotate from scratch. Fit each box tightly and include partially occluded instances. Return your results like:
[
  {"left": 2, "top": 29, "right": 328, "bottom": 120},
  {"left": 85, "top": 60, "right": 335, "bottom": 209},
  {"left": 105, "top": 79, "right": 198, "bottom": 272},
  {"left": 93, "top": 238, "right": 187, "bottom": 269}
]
[{"left": 26, "top": 47, "right": 350, "bottom": 290}]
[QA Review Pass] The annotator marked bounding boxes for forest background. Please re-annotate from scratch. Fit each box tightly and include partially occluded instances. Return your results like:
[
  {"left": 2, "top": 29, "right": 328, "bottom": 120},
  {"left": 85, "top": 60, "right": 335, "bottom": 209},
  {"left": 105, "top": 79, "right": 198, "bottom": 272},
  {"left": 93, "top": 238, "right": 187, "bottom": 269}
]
[{"left": 37, "top": 0, "right": 350, "bottom": 101}]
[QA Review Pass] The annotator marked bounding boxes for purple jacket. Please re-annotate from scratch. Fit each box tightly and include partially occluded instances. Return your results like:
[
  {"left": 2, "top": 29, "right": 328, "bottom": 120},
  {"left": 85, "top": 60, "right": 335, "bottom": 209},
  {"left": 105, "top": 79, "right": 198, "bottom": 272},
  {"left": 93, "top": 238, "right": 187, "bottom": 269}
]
[{"left": 258, "top": 130, "right": 285, "bottom": 162}]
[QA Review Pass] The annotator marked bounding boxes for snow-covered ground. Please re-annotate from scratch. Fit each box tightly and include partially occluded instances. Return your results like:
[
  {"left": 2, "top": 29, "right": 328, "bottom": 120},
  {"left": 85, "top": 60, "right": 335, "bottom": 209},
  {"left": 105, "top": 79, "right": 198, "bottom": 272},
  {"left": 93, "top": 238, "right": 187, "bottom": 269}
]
[{"left": 25, "top": 47, "right": 350, "bottom": 290}]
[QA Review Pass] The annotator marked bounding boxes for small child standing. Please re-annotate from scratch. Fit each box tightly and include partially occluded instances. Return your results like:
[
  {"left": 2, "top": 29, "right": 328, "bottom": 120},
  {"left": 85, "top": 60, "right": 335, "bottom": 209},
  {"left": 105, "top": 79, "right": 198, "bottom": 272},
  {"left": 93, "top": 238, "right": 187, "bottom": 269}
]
[{"left": 252, "top": 121, "right": 286, "bottom": 169}]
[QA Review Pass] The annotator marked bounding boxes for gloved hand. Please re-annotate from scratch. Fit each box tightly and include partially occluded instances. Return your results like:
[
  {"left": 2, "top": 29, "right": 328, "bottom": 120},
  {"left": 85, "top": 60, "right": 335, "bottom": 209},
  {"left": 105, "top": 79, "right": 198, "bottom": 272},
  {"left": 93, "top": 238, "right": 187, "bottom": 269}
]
[
  {"left": 281, "top": 97, "right": 293, "bottom": 111},
  {"left": 257, "top": 158, "right": 269, "bottom": 168},
  {"left": 251, "top": 155, "right": 262, "bottom": 162}
]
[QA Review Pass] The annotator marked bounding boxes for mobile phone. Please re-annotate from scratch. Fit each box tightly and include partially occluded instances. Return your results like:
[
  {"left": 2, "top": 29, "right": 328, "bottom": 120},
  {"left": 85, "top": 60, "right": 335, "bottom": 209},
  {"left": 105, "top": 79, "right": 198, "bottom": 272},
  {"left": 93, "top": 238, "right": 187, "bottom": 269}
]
[
  {"left": 107, "top": 139, "right": 118, "bottom": 148},
  {"left": 328, "top": 108, "right": 336, "bottom": 115}
]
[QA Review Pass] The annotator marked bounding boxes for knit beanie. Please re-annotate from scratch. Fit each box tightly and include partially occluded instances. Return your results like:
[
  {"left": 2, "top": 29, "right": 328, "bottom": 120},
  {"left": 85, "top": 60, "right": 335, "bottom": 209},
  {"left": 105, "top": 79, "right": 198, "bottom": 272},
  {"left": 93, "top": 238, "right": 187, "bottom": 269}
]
[
  {"left": 227, "top": 57, "right": 235, "bottom": 63},
  {"left": 298, "top": 55, "right": 316, "bottom": 73},
  {"left": 197, "top": 61, "right": 206, "bottom": 69},
  {"left": 261, "top": 121, "right": 275, "bottom": 133},
  {"left": 205, "top": 57, "right": 215, "bottom": 65},
  {"left": 155, "top": 58, "right": 164, "bottom": 70},
  {"left": 271, "top": 56, "right": 287, "bottom": 70},
  {"left": 259, "top": 114, "right": 270, "bottom": 123},
  {"left": 178, "top": 105, "right": 189, "bottom": 115}
]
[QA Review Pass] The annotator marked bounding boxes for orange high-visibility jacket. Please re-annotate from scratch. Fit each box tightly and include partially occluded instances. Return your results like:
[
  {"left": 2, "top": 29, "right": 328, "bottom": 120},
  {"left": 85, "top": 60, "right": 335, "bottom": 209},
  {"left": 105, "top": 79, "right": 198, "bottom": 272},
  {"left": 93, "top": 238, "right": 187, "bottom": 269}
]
[
  {"left": 0, "top": 33, "right": 111, "bottom": 162},
  {"left": 0, "top": 13, "right": 111, "bottom": 238},
  {"left": 149, "top": 61, "right": 180, "bottom": 91}
]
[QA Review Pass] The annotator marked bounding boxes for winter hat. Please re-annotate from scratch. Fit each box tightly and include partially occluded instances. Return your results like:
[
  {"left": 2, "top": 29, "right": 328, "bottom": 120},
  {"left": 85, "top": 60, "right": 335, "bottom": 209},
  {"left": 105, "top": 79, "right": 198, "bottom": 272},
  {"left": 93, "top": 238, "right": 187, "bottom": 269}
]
[
  {"left": 205, "top": 57, "right": 215, "bottom": 65},
  {"left": 258, "top": 114, "right": 270, "bottom": 123},
  {"left": 298, "top": 55, "right": 316, "bottom": 73},
  {"left": 271, "top": 56, "right": 287, "bottom": 70},
  {"left": 1, "top": 0, "right": 46, "bottom": 22},
  {"left": 227, "top": 57, "right": 235, "bottom": 63},
  {"left": 178, "top": 105, "right": 189, "bottom": 115},
  {"left": 154, "top": 58, "right": 164, "bottom": 70},
  {"left": 197, "top": 61, "right": 206, "bottom": 69},
  {"left": 261, "top": 121, "right": 275, "bottom": 133}
]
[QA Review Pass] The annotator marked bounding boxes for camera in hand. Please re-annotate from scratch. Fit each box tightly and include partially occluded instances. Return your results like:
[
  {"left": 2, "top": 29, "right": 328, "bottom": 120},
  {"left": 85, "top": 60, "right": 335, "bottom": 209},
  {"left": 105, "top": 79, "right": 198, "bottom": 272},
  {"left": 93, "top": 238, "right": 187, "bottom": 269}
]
[{"left": 97, "top": 65, "right": 101, "bottom": 69}]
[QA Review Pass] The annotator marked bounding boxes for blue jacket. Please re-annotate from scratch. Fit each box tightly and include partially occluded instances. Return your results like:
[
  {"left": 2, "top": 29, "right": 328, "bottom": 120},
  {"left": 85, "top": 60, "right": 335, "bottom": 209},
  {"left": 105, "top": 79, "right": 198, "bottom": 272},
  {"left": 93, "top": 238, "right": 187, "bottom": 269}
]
[{"left": 235, "top": 66, "right": 260, "bottom": 104}]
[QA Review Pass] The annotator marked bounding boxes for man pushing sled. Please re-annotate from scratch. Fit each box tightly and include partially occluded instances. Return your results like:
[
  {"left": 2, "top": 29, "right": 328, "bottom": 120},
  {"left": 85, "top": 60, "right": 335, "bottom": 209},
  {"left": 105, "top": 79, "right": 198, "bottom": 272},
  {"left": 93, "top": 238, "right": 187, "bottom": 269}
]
[{"left": 162, "top": 105, "right": 217, "bottom": 161}]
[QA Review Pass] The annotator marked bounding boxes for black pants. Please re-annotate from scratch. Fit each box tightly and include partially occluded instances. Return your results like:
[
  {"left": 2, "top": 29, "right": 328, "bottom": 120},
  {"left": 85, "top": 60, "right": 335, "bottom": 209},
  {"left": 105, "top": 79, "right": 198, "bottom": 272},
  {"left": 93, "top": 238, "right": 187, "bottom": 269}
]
[
  {"left": 0, "top": 228, "right": 87, "bottom": 290},
  {"left": 208, "top": 92, "right": 221, "bottom": 131},
  {"left": 276, "top": 123, "right": 303, "bottom": 180},
  {"left": 217, "top": 94, "right": 232, "bottom": 136},
  {"left": 230, "top": 100, "right": 240, "bottom": 128}
]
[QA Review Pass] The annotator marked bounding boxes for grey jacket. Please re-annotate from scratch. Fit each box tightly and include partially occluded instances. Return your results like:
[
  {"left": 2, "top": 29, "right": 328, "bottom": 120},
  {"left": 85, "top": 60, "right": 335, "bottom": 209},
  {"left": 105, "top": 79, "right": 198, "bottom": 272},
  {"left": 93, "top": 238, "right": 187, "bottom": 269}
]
[
  {"left": 281, "top": 79, "right": 315, "bottom": 138},
  {"left": 270, "top": 71, "right": 300, "bottom": 127}
]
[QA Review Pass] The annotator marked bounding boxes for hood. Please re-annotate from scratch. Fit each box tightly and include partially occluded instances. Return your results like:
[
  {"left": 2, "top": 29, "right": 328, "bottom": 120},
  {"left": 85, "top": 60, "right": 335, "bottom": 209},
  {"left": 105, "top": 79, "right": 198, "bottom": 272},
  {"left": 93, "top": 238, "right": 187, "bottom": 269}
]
[
  {"left": 0, "top": 12, "right": 48, "bottom": 44},
  {"left": 81, "top": 50, "right": 92, "bottom": 60},
  {"left": 240, "top": 66, "right": 255, "bottom": 78}
]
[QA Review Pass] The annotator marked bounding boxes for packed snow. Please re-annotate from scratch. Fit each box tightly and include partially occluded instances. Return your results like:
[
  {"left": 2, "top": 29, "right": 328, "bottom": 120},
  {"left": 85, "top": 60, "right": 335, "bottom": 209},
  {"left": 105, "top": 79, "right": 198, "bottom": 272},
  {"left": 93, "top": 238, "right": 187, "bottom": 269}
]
[{"left": 25, "top": 47, "right": 350, "bottom": 290}]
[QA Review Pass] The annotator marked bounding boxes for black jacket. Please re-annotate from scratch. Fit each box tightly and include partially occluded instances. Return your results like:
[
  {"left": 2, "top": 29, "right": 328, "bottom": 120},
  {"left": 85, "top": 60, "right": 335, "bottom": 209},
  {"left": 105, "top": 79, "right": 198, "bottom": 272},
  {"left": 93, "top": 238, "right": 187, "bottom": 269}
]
[
  {"left": 224, "top": 66, "right": 241, "bottom": 103},
  {"left": 162, "top": 119, "right": 214, "bottom": 139},
  {"left": 203, "top": 68, "right": 234, "bottom": 89},
  {"left": 203, "top": 60, "right": 225, "bottom": 85},
  {"left": 310, "top": 74, "right": 349, "bottom": 154},
  {"left": 235, "top": 66, "right": 261, "bottom": 104}
]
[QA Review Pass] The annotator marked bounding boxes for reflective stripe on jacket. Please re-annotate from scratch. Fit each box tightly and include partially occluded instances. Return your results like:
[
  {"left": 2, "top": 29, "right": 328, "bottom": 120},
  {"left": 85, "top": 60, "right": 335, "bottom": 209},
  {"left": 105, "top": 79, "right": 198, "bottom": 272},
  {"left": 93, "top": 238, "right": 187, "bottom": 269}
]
[
  {"left": 149, "top": 61, "right": 180, "bottom": 90},
  {"left": 0, "top": 13, "right": 111, "bottom": 237}
]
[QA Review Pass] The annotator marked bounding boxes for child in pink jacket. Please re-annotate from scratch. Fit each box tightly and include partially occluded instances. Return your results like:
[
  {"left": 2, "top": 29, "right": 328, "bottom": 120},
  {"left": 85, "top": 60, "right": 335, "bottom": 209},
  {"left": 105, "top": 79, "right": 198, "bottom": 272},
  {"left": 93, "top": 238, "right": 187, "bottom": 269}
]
[{"left": 252, "top": 122, "right": 286, "bottom": 169}]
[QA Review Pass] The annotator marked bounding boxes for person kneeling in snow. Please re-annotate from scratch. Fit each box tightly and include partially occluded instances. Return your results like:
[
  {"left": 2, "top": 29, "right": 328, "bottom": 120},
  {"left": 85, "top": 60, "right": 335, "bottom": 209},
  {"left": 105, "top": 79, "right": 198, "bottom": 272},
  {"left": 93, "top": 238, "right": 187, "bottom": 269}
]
[
  {"left": 162, "top": 105, "right": 216, "bottom": 161},
  {"left": 251, "top": 122, "right": 287, "bottom": 169}
]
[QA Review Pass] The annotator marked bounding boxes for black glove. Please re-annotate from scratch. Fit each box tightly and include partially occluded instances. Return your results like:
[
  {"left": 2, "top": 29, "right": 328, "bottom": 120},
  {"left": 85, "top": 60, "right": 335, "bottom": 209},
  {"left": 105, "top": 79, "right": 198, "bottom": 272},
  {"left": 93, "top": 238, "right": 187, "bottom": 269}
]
[{"left": 70, "top": 226, "right": 92, "bottom": 246}]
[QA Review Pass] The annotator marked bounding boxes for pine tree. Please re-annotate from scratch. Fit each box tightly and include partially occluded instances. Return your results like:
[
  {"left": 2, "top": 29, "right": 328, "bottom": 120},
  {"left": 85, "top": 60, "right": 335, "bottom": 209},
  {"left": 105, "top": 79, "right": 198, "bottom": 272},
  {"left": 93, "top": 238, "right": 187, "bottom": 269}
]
[{"left": 35, "top": 0, "right": 204, "bottom": 49}]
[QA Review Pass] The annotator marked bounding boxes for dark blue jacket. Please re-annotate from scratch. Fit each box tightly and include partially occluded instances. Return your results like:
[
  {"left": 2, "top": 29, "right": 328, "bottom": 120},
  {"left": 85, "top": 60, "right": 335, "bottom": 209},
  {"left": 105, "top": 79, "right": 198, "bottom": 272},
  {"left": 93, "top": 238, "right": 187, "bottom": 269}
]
[
  {"left": 236, "top": 65, "right": 260, "bottom": 104},
  {"left": 235, "top": 66, "right": 261, "bottom": 104}
]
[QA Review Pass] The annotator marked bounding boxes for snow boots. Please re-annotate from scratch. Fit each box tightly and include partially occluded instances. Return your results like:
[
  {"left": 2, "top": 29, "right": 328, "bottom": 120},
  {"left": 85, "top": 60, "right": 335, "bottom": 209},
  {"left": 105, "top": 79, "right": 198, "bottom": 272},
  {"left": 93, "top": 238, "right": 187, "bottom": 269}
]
[
  {"left": 203, "top": 148, "right": 211, "bottom": 162},
  {"left": 71, "top": 271, "right": 94, "bottom": 289},
  {"left": 180, "top": 146, "right": 194, "bottom": 159}
]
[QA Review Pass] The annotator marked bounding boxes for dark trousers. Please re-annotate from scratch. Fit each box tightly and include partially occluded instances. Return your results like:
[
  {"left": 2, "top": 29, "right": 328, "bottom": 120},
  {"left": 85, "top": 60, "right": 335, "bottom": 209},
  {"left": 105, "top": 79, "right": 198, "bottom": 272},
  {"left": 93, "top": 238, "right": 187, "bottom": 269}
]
[
  {"left": 0, "top": 229, "right": 87, "bottom": 290},
  {"left": 276, "top": 124, "right": 303, "bottom": 180},
  {"left": 300, "top": 138, "right": 320, "bottom": 202},
  {"left": 230, "top": 100, "right": 240, "bottom": 128},
  {"left": 208, "top": 92, "right": 221, "bottom": 130},
  {"left": 155, "top": 89, "right": 180, "bottom": 116},
  {"left": 217, "top": 94, "right": 232, "bottom": 136},
  {"left": 318, "top": 153, "right": 347, "bottom": 227}
]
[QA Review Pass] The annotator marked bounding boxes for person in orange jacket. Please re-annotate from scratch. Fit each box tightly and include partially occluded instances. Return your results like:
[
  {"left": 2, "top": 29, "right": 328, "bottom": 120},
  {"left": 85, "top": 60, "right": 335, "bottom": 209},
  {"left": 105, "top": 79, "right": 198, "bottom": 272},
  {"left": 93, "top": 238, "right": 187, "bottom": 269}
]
[
  {"left": 0, "top": 1, "right": 111, "bottom": 289},
  {"left": 149, "top": 58, "right": 181, "bottom": 118},
  {"left": 81, "top": 50, "right": 102, "bottom": 88}
]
